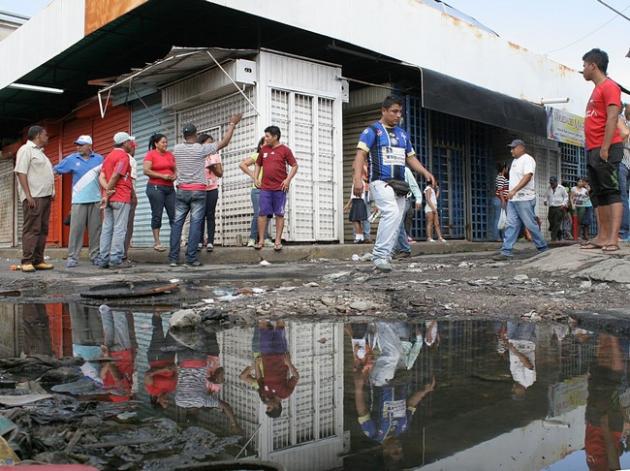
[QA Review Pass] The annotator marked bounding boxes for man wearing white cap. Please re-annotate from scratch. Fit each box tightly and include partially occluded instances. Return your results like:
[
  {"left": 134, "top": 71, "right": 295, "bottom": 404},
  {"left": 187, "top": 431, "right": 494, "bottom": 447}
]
[
  {"left": 97, "top": 132, "right": 135, "bottom": 269},
  {"left": 54, "top": 135, "right": 103, "bottom": 268}
]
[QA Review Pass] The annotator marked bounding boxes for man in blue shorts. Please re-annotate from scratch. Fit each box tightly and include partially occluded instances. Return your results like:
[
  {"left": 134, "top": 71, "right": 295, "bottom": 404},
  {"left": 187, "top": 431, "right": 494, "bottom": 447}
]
[{"left": 353, "top": 96, "right": 434, "bottom": 272}]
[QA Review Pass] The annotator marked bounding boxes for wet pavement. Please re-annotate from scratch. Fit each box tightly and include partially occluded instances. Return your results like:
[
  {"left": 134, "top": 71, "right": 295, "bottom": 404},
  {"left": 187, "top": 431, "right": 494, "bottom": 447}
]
[{"left": 2, "top": 303, "right": 630, "bottom": 470}]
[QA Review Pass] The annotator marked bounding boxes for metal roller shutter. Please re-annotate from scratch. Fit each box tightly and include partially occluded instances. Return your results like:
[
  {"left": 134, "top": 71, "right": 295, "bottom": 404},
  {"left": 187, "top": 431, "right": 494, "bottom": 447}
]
[
  {"left": 131, "top": 95, "right": 176, "bottom": 247},
  {"left": 0, "top": 159, "right": 14, "bottom": 247},
  {"left": 342, "top": 109, "right": 380, "bottom": 242},
  {"left": 92, "top": 105, "right": 130, "bottom": 156}
]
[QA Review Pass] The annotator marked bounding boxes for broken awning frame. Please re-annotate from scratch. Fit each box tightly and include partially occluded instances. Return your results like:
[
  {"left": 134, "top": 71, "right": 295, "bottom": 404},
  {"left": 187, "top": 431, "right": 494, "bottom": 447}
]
[{"left": 97, "top": 46, "right": 260, "bottom": 118}]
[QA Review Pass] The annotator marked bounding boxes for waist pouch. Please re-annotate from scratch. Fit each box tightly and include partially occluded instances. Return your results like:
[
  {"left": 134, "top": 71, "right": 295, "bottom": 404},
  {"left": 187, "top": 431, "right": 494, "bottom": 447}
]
[{"left": 386, "top": 179, "right": 410, "bottom": 197}]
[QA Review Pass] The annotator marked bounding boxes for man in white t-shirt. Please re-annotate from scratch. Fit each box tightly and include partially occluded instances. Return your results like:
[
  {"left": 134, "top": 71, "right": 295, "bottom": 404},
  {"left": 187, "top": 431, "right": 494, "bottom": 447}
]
[{"left": 494, "top": 139, "right": 548, "bottom": 260}]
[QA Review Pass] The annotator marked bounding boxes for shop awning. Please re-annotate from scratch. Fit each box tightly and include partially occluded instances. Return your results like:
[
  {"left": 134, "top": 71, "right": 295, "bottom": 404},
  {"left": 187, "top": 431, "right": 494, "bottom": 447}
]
[{"left": 417, "top": 67, "right": 548, "bottom": 136}]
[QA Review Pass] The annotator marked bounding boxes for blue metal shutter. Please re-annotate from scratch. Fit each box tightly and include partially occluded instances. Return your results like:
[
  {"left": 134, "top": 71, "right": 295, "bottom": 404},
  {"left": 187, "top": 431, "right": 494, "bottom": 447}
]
[{"left": 130, "top": 94, "right": 176, "bottom": 247}]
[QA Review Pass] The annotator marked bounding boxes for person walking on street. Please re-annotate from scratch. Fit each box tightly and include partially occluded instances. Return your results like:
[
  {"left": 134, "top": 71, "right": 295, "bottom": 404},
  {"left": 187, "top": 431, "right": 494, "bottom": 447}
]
[
  {"left": 492, "top": 162, "right": 509, "bottom": 241},
  {"left": 394, "top": 167, "right": 423, "bottom": 257},
  {"left": 494, "top": 139, "right": 548, "bottom": 260},
  {"left": 14, "top": 125, "right": 55, "bottom": 273},
  {"left": 254, "top": 126, "right": 299, "bottom": 251},
  {"left": 169, "top": 114, "right": 241, "bottom": 267},
  {"left": 544, "top": 176, "right": 568, "bottom": 241},
  {"left": 353, "top": 96, "right": 435, "bottom": 272},
  {"left": 98, "top": 132, "right": 135, "bottom": 269},
  {"left": 344, "top": 174, "right": 369, "bottom": 244},
  {"left": 239, "top": 137, "right": 273, "bottom": 248},
  {"left": 425, "top": 181, "right": 446, "bottom": 243},
  {"left": 143, "top": 133, "right": 176, "bottom": 252},
  {"left": 619, "top": 105, "right": 630, "bottom": 241},
  {"left": 53, "top": 135, "right": 103, "bottom": 268},
  {"left": 571, "top": 177, "right": 593, "bottom": 241},
  {"left": 581, "top": 48, "right": 625, "bottom": 253},
  {"left": 198, "top": 133, "right": 222, "bottom": 253}
]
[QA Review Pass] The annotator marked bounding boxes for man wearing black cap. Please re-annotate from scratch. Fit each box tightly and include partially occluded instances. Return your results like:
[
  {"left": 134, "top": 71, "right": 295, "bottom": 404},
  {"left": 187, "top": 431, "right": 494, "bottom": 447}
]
[
  {"left": 544, "top": 176, "right": 568, "bottom": 241},
  {"left": 169, "top": 113, "right": 242, "bottom": 267},
  {"left": 494, "top": 140, "right": 547, "bottom": 260}
]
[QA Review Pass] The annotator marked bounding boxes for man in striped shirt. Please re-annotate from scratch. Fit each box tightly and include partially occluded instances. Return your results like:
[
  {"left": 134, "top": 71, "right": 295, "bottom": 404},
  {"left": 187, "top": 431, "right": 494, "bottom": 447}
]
[{"left": 168, "top": 113, "right": 242, "bottom": 267}]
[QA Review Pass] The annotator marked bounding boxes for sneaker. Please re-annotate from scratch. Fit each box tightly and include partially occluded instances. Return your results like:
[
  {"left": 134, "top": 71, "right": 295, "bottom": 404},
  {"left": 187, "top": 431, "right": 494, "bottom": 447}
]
[
  {"left": 492, "top": 253, "right": 512, "bottom": 261},
  {"left": 186, "top": 260, "right": 203, "bottom": 267},
  {"left": 427, "top": 238, "right": 436, "bottom": 243},
  {"left": 353, "top": 238, "right": 365, "bottom": 244},
  {"left": 393, "top": 251, "right": 411, "bottom": 259},
  {"left": 247, "top": 239, "right": 256, "bottom": 248},
  {"left": 263, "top": 239, "right": 275, "bottom": 248},
  {"left": 21, "top": 263, "right": 36, "bottom": 273},
  {"left": 169, "top": 261, "right": 179, "bottom": 267},
  {"left": 206, "top": 243, "right": 214, "bottom": 253},
  {"left": 439, "top": 238, "right": 448, "bottom": 244},
  {"left": 373, "top": 258, "right": 393, "bottom": 272},
  {"left": 65, "top": 259, "right": 78, "bottom": 269},
  {"left": 98, "top": 264, "right": 109, "bottom": 269},
  {"left": 110, "top": 260, "right": 133, "bottom": 269},
  {"left": 197, "top": 243, "right": 202, "bottom": 252},
  {"left": 34, "top": 262, "right": 54, "bottom": 270}
]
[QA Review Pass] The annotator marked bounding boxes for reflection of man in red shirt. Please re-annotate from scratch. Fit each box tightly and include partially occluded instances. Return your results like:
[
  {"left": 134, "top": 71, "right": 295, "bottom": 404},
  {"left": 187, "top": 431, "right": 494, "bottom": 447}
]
[
  {"left": 240, "top": 320, "right": 299, "bottom": 418},
  {"left": 581, "top": 48, "right": 626, "bottom": 252},
  {"left": 584, "top": 334, "right": 625, "bottom": 471},
  {"left": 99, "top": 305, "right": 135, "bottom": 402}
]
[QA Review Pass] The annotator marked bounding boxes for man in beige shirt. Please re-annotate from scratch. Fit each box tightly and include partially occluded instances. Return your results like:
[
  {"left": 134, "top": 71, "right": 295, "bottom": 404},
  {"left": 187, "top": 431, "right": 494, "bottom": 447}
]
[{"left": 14, "top": 126, "right": 55, "bottom": 272}]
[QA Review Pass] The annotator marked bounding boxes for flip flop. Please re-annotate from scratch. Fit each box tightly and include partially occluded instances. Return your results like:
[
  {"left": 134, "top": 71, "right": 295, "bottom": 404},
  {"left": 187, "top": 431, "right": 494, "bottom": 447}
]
[
  {"left": 153, "top": 244, "right": 166, "bottom": 252},
  {"left": 602, "top": 245, "right": 620, "bottom": 253},
  {"left": 254, "top": 243, "right": 263, "bottom": 250},
  {"left": 274, "top": 243, "right": 283, "bottom": 252},
  {"left": 580, "top": 243, "right": 602, "bottom": 250}
]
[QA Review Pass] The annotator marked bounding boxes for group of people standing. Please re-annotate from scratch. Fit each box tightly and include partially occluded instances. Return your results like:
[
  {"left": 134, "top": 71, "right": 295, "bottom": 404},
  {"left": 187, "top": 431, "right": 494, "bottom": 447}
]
[{"left": 14, "top": 111, "right": 302, "bottom": 271}]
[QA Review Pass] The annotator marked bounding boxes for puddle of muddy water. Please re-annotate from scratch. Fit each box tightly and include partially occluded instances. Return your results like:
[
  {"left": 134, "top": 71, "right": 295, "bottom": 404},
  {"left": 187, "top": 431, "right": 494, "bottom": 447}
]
[{"left": 0, "top": 303, "right": 629, "bottom": 470}]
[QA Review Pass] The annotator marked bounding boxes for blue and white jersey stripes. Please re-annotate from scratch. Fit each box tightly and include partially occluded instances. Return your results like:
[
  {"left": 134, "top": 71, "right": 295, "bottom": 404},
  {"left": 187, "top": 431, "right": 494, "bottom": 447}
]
[
  {"left": 54, "top": 152, "right": 103, "bottom": 204},
  {"left": 357, "top": 122, "right": 415, "bottom": 182}
]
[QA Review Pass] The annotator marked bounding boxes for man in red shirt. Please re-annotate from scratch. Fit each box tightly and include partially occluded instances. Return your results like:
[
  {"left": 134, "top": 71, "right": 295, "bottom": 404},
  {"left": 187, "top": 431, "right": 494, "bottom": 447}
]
[
  {"left": 254, "top": 126, "right": 298, "bottom": 251},
  {"left": 97, "top": 132, "right": 135, "bottom": 268},
  {"left": 581, "top": 48, "right": 624, "bottom": 253}
]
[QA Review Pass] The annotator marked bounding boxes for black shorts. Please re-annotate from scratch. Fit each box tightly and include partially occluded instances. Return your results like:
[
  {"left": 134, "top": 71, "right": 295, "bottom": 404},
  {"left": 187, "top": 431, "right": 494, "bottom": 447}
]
[
  {"left": 587, "top": 143, "right": 623, "bottom": 207},
  {"left": 349, "top": 198, "right": 368, "bottom": 222}
]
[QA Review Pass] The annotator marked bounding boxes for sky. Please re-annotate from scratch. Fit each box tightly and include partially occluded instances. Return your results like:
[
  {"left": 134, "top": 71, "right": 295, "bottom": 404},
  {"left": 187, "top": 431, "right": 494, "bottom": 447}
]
[
  {"left": 447, "top": 0, "right": 630, "bottom": 85},
  {"left": 1, "top": 0, "right": 628, "bottom": 86}
]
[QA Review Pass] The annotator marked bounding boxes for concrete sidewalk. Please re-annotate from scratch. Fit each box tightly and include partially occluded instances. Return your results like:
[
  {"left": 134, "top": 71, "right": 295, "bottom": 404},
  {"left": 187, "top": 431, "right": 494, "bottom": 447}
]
[{"left": 0, "top": 240, "right": 503, "bottom": 266}]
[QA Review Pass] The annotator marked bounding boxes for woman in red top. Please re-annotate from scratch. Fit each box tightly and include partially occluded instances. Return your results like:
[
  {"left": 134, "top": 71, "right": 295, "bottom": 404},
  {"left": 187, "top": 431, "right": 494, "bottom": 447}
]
[{"left": 143, "top": 134, "right": 176, "bottom": 251}]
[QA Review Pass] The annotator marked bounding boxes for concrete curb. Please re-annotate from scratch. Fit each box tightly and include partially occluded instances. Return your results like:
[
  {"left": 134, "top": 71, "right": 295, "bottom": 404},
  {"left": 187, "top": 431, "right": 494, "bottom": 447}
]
[{"left": 0, "top": 241, "right": 502, "bottom": 265}]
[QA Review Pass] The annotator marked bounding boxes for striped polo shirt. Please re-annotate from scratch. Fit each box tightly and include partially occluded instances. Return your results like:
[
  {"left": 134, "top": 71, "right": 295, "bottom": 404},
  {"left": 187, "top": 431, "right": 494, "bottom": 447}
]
[
  {"left": 175, "top": 365, "right": 219, "bottom": 408},
  {"left": 172, "top": 142, "right": 218, "bottom": 191}
]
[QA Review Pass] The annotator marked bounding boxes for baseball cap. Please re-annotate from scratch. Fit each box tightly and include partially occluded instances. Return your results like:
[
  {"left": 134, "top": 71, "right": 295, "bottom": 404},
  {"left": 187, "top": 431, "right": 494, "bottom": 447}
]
[
  {"left": 75, "top": 135, "right": 92, "bottom": 145},
  {"left": 182, "top": 123, "right": 197, "bottom": 136},
  {"left": 507, "top": 139, "right": 526, "bottom": 148},
  {"left": 113, "top": 131, "right": 134, "bottom": 145}
]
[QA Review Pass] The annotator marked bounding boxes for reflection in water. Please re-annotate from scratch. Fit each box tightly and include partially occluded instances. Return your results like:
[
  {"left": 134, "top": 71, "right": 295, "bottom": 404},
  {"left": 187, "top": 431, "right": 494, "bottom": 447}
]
[{"left": 4, "top": 302, "right": 630, "bottom": 470}]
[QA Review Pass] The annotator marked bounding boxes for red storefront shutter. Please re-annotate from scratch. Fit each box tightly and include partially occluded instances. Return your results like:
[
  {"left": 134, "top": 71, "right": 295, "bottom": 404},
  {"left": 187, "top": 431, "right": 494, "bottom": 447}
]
[
  {"left": 93, "top": 105, "right": 131, "bottom": 156},
  {"left": 45, "top": 131, "right": 62, "bottom": 246}
]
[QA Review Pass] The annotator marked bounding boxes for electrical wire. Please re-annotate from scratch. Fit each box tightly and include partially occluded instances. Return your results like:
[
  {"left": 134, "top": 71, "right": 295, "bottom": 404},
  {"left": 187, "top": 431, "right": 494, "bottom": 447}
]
[
  {"left": 595, "top": 0, "right": 630, "bottom": 21},
  {"left": 545, "top": 3, "right": 630, "bottom": 54}
]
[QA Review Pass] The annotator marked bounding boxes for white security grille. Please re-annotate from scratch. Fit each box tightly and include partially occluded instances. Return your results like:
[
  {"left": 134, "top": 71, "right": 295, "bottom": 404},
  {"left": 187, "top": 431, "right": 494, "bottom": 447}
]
[{"left": 177, "top": 88, "right": 257, "bottom": 245}]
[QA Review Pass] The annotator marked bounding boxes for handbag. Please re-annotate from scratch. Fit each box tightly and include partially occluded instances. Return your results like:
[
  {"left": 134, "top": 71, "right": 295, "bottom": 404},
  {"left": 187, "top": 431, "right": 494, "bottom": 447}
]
[{"left": 386, "top": 179, "right": 411, "bottom": 197}]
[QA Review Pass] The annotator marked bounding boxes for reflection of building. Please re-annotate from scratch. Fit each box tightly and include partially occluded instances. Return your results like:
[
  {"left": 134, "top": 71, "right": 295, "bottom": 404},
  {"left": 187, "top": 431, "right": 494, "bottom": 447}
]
[
  {"left": 0, "top": 303, "right": 22, "bottom": 357},
  {"left": 220, "top": 321, "right": 348, "bottom": 470}
]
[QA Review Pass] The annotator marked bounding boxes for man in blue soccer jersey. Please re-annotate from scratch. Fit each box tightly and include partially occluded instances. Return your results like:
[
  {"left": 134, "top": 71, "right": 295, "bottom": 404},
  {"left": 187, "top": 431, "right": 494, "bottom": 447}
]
[
  {"left": 54, "top": 135, "right": 103, "bottom": 268},
  {"left": 354, "top": 96, "right": 435, "bottom": 272}
]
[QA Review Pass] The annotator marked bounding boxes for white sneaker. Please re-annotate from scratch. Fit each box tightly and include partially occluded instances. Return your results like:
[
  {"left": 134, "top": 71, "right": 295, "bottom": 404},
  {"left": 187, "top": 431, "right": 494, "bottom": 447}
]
[
  {"left": 427, "top": 238, "right": 436, "bottom": 243},
  {"left": 247, "top": 239, "right": 256, "bottom": 248},
  {"left": 206, "top": 243, "right": 214, "bottom": 252},
  {"left": 373, "top": 258, "right": 393, "bottom": 272},
  {"left": 263, "top": 239, "right": 275, "bottom": 248},
  {"left": 439, "top": 238, "right": 447, "bottom": 243}
]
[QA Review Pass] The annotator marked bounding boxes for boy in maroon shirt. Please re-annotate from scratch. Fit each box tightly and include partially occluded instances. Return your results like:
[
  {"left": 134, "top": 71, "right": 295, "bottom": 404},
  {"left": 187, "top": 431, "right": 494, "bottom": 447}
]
[
  {"left": 581, "top": 48, "right": 624, "bottom": 253},
  {"left": 254, "top": 126, "right": 298, "bottom": 251}
]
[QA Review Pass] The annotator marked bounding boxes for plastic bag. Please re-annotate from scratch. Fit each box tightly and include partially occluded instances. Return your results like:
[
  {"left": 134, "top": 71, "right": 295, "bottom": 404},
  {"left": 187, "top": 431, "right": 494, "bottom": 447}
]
[{"left": 498, "top": 209, "right": 507, "bottom": 231}]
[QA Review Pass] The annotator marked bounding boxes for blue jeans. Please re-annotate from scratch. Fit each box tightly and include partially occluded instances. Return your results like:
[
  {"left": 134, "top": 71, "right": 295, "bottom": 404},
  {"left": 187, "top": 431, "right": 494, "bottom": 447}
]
[
  {"left": 250, "top": 188, "right": 270, "bottom": 240},
  {"left": 146, "top": 184, "right": 175, "bottom": 230},
  {"left": 169, "top": 190, "right": 206, "bottom": 263},
  {"left": 491, "top": 196, "right": 503, "bottom": 241},
  {"left": 99, "top": 201, "right": 130, "bottom": 267},
  {"left": 396, "top": 199, "right": 412, "bottom": 253},
  {"left": 619, "top": 163, "right": 630, "bottom": 238},
  {"left": 501, "top": 200, "right": 547, "bottom": 256}
]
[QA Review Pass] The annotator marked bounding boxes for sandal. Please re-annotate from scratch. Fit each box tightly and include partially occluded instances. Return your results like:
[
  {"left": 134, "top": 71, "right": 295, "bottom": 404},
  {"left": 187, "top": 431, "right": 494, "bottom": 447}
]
[
  {"left": 153, "top": 244, "right": 166, "bottom": 252},
  {"left": 602, "top": 245, "right": 620, "bottom": 253},
  {"left": 274, "top": 243, "right": 283, "bottom": 252},
  {"left": 254, "top": 243, "right": 263, "bottom": 250},
  {"left": 580, "top": 242, "right": 602, "bottom": 250}
]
